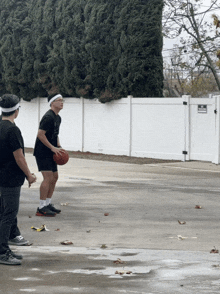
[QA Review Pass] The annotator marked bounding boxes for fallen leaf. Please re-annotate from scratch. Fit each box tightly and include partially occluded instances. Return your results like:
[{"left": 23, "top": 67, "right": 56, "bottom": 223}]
[
  {"left": 55, "top": 228, "right": 60, "bottom": 231},
  {"left": 195, "top": 205, "right": 202, "bottom": 209},
  {"left": 115, "top": 270, "right": 132, "bottom": 275},
  {"left": 210, "top": 247, "right": 219, "bottom": 254},
  {"left": 23, "top": 243, "right": 33, "bottom": 246},
  {"left": 178, "top": 220, "right": 186, "bottom": 225},
  {"left": 61, "top": 202, "right": 69, "bottom": 206},
  {"left": 169, "top": 235, "right": 197, "bottom": 240},
  {"left": 31, "top": 224, "right": 49, "bottom": 232},
  {"left": 101, "top": 244, "right": 107, "bottom": 249},
  {"left": 177, "top": 235, "right": 188, "bottom": 240},
  {"left": 60, "top": 240, "right": 73, "bottom": 245},
  {"left": 113, "top": 258, "right": 126, "bottom": 264},
  {"left": 115, "top": 271, "right": 124, "bottom": 275},
  {"left": 104, "top": 213, "right": 109, "bottom": 216}
]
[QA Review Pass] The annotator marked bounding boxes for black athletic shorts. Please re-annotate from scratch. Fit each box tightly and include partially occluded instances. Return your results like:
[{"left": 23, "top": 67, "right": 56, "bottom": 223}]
[{"left": 35, "top": 156, "right": 58, "bottom": 172}]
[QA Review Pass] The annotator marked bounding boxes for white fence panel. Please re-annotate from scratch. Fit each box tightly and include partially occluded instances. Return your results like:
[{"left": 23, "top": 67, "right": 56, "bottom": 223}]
[
  {"left": 59, "top": 98, "right": 84, "bottom": 151},
  {"left": 16, "top": 99, "right": 39, "bottom": 149},
  {"left": 131, "top": 98, "right": 185, "bottom": 160},
  {"left": 83, "top": 98, "right": 130, "bottom": 155}
]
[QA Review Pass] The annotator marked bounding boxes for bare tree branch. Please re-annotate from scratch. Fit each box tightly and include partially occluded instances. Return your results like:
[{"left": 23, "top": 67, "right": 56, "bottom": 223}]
[{"left": 163, "top": 0, "right": 220, "bottom": 91}]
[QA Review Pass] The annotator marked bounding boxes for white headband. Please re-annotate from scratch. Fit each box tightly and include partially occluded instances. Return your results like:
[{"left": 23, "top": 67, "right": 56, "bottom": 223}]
[
  {"left": 49, "top": 94, "right": 62, "bottom": 105},
  {"left": 1, "top": 103, "right": 20, "bottom": 113}
]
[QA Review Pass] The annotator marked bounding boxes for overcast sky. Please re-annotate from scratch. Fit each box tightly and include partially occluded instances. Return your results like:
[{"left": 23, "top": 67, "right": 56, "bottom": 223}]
[{"left": 162, "top": 0, "right": 219, "bottom": 62}]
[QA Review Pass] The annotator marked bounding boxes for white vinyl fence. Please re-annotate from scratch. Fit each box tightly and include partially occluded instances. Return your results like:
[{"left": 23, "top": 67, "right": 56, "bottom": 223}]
[{"left": 11, "top": 95, "right": 220, "bottom": 163}]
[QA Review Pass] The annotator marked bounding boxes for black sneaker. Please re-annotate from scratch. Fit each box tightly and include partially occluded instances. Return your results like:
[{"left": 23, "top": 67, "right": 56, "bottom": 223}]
[
  {"left": 36, "top": 206, "right": 56, "bottom": 217},
  {"left": 8, "top": 250, "right": 23, "bottom": 260},
  {"left": 47, "top": 204, "right": 61, "bottom": 214},
  {"left": 0, "top": 251, "right": 21, "bottom": 265},
  {"left": 8, "top": 235, "right": 29, "bottom": 246}
]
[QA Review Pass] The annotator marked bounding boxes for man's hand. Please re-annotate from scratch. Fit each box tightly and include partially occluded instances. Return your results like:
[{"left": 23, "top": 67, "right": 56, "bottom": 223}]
[
  {"left": 27, "top": 173, "right": 37, "bottom": 187},
  {"left": 51, "top": 146, "right": 64, "bottom": 155}
]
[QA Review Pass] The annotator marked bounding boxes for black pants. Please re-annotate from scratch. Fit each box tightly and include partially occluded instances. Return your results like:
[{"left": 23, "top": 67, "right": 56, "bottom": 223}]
[{"left": 0, "top": 186, "right": 21, "bottom": 254}]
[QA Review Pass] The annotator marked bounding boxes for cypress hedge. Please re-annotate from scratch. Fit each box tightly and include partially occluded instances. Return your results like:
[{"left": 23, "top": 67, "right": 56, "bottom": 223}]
[{"left": 0, "top": 0, "right": 164, "bottom": 102}]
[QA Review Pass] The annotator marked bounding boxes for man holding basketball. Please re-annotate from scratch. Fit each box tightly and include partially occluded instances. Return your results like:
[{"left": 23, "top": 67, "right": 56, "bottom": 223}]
[{"left": 34, "top": 93, "right": 64, "bottom": 217}]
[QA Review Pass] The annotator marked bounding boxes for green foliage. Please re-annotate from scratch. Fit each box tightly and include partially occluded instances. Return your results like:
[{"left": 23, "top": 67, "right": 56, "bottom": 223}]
[{"left": 0, "top": 0, "right": 164, "bottom": 102}]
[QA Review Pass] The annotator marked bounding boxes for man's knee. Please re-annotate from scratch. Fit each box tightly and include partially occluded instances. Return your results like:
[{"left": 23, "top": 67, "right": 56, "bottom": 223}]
[
  {"left": 53, "top": 173, "right": 58, "bottom": 184},
  {"left": 42, "top": 172, "right": 55, "bottom": 184}
]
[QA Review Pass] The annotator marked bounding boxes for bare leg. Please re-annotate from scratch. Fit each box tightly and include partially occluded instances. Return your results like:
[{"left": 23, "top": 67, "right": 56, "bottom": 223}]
[
  {"left": 40, "top": 171, "right": 58, "bottom": 200},
  {"left": 47, "top": 172, "right": 58, "bottom": 199},
  {"left": 36, "top": 171, "right": 59, "bottom": 216}
]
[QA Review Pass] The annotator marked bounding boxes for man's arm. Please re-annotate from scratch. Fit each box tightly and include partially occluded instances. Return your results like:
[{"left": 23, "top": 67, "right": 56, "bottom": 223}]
[
  {"left": 13, "top": 148, "right": 36, "bottom": 187},
  {"left": 37, "top": 129, "right": 62, "bottom": 154},
  {"left": 57, "top": 136, "right": 61, "bottom": 148}
]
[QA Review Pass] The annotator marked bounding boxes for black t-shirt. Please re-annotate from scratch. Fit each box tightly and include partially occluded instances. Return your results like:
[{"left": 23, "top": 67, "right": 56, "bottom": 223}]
[
  {"left": 34, "top": 109, "right": 61, "bottom": 158},
  {"left": 0, "top": 120, "right": 25, "bottom": 187}
]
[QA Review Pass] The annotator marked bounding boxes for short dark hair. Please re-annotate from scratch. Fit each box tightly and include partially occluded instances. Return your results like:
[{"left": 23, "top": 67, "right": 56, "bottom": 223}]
[{"left": 0, "top": 94, "right": 20, "bottom": 116}]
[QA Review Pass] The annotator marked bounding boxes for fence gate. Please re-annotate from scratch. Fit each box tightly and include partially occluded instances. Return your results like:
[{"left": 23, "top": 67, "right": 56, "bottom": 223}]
[{"left": 184, "top": 96, "right": 220, "bottom": 164}]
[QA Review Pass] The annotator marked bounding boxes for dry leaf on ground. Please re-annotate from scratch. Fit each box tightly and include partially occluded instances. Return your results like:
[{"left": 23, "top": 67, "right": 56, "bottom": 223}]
[
  {"left": 178, "top": 220, "right": 186, "bottom": 225},
  {"left": 115, "top": 270, "right": 132, "bottom": 275},
  {"left": 31, "top": 224, "right": 49, "bottom": 232},
  {"left": 195, "top": 205, "right": 202, "bottom": 209},
  {"left": 101, "top": 244, "right": 107, "bottom": 249},
  {"left": 177, "top": 235, "right": 188, "bottom": 240},
  {"left": 60, "top": 240, "right": 73, "bottom": 245},
  {"left": 210, "top": 247, "right": 219, "bottom": 253},
  {"left": 113, "top": 258, "right": 126, "bottom": 264}
]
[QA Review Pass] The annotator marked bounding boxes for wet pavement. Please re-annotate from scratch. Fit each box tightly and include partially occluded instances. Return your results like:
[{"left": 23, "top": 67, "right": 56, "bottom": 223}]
[
  {"left": 2, "top": 246, "right": 220, "bottom": 294},
  {"left": 1, "top": 155, "right": 220, "bottom": 293}
]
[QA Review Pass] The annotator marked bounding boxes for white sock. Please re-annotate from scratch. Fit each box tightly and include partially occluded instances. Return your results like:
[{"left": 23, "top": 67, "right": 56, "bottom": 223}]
[
  {"left": 46, "top": 198, "right": 52, "bottom": 205},
  {"left": 39, "top": 200, "right": 46, "bottom": 209}
]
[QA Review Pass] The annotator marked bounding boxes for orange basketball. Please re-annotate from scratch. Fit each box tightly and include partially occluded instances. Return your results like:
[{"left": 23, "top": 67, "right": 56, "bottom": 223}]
[{"left": 53, "top": 150, "right": 69, "bottom": 165}]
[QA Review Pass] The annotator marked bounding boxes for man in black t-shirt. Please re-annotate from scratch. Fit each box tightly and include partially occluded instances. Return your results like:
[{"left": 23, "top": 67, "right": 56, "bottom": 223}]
[
  {"left": 0, "top": 94, "right": 36, "bottom": 265},
  {"left": 34, "top": 93, "right": 64, "bottom": 217},
  {"left": 0, "top": 115, "right": 29, "bottom": 247}
]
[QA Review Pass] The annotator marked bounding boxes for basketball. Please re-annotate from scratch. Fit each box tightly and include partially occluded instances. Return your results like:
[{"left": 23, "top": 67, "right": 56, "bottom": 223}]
[{"left": 53, "top": 149, "right": 69, "bottom": 165}]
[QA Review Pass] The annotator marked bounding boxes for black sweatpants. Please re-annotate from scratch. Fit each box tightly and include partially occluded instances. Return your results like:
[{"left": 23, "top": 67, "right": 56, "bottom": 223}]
[{"left": 0, "top": 187, "right": 21, "bottom": 254}]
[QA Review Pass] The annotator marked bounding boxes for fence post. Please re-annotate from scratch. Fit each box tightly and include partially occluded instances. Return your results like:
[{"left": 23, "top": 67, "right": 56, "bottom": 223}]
[
  {"left": 182, "top": 95, "right": 191, "bottom": 161},
  {"left": 81, "top": 97, "right": 84, "bottom": 152},
  {"left": 128, "top": 95, "right": 133, "bottom": 156},
  {"left": 213, "top": 95, "right": 220, "bottom": 164},
  {"left": 37, "top": 97, "right": 41, "bottom": 126}
]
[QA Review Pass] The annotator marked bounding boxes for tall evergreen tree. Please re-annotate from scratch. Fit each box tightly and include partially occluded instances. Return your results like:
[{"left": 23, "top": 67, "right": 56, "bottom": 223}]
[
  {"left": 0, "top": 0, "right": 164, "bottom": 102},
  {"left": 0, "top": 0, "right": 47, "bottom": 99}
]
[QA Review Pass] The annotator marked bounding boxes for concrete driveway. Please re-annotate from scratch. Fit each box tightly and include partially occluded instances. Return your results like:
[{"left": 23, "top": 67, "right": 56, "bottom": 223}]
[{"left": 1, "top": 154, "right": 220, "bottom": 293}]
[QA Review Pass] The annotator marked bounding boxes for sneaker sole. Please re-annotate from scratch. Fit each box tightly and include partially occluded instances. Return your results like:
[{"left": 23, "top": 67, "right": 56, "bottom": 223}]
[
  {"left": 0, "top": 260, "right": 21, "bottom": 265},
  {"left": 36, "top": 212, "right": 56, "bottom": 217},
  {"left": 8, "top": 241, "right": 29, "bottom": 246}
]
